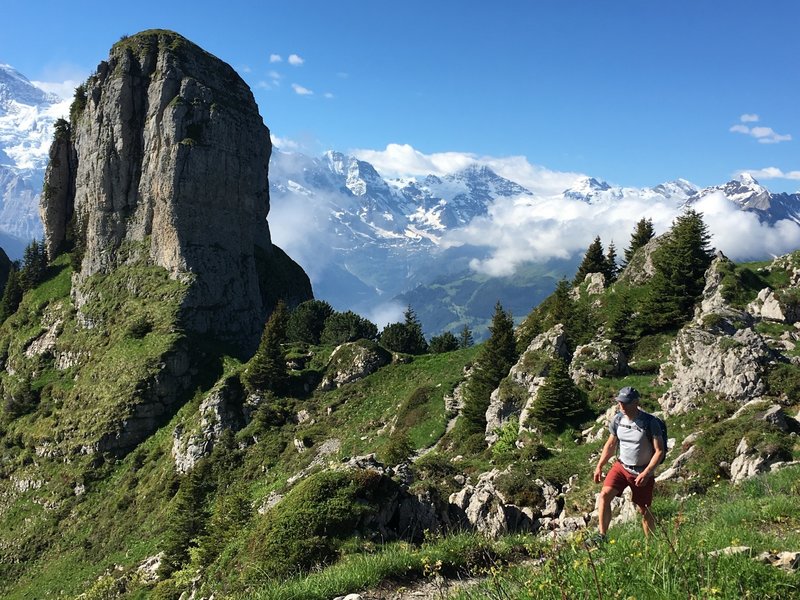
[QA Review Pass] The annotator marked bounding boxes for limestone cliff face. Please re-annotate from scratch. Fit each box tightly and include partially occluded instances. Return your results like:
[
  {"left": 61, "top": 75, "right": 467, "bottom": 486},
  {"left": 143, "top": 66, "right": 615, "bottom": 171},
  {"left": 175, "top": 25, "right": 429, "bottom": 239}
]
[{"left": 42, "top": 30, "right": 311, "bottom": 351}]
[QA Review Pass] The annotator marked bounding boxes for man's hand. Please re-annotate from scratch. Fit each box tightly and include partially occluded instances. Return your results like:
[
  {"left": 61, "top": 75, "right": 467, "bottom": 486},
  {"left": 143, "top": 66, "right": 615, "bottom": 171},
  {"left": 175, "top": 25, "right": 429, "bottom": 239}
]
[
  {"left": 593, "top": 467, "right": 603, "bottom": 483},
  {"left": 634, "top": 471, "right": 651, "bottom": 487}
]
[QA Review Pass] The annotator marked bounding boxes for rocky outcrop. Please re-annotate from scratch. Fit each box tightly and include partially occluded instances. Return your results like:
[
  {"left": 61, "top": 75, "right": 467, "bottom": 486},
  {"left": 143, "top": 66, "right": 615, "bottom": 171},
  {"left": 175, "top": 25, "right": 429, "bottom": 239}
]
[
  {"left": 41, "top": 30, "right": 311, "bottom": 353},
  {"left": 485, "top": 324, "right": 568, "bottom": 442},
  {"left": 448, "top": 470, "right": 542, "bottom": 538},
  {"left": 40, "top": 122, "right": 76, "bottom": 259},
  {"left": 658, "top": 327, "right": 774, "bottom": 414},
  {"left": 172, "top": 377, "right": 245, "bottom": 473},
  {"left": 748, "top": 288, "right": 800, "bottom": 324},
  {"left": 318, "top": 340, "right": 391, "bottom": 391},
  {"left": 694, "top": 252, "right": 753, "bottom": 332},
  {"left": 617, "top": 234, "right": 665, "bottom": 285},
  {"left": 569, "top": 339, "right": 627, "bottom": 385}
]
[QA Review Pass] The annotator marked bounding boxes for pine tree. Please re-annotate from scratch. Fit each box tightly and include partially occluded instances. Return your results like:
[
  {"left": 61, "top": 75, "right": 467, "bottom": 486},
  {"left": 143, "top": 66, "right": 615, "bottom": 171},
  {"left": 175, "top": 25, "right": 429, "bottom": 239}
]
[
  {"left": 623, "top": 218, "right": 655, "bottom": 265},
  {"left": 604, "top": 241, "right": 618, "bottom": 283},
  {"left": 242, "top": 301, "right": 289, "bottom": 393},
  {"left": 462, "top": 302, "right": 517, "bottom": 430},
  {"left": 573, "top": 236, "right": 606, "bottom": 285},
  {"left": 429, "top": 331, "right": 459, "bottom": 353},
  {"left": 529, "top": 358, "right": 585, "bottom": 432},
  {"left": 458, "top": 325, "right": 474, "bottom": 348},
  {"left": 20, "top": 239, "right": 47, "bottom": 291},
  {"left": 639, "top": 209, "right": 713, "bottom": 332},
  {"left": 379, "top": 306, "right": 428, "bottom": 354},
  {"left": 0, "top": 267, "right": 23, "bottom": 323},
  {"left": 606, "top": 289, "right": 636, "bottom": 354},
  {"left": 286, "top": 299, "right": 334, "bottom": 344}
]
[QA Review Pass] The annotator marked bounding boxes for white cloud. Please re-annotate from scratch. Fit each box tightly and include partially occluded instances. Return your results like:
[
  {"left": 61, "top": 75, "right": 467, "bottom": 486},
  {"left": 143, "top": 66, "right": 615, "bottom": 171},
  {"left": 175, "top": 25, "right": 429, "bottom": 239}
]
[
  {"left": 324, "top": 92, "right": 334, "bottom": 99},
  {"left": 288, "top": 54, "right": 304, "bottom": 66},
  {"left": 737, "top": 167, "right": 800, "bottom": 181},
  {"left": 256, "top": 81, "right": 271, "bottom": 90},
  {"left": 31, "top": 78, "right": 82, "bottom": 101},
  {"left": 268, "top": 70, "right": 282, "bottom": 80},
  {"left": 730, "top": 115, "right": 791, "bottom": 144},
  {"left": 269, "top": 54, "right": 282, "bottom": 63},
  {"left": 692, "top": 192, "right": 800, "bottom": 259},
  {"left": 291, "top": 83, "right": 313, "bottom": 96},
  {"left": 351, "top": 143, "right": 584, "bottom": 197},
  {"left": 443, "top": 186, "right": 800, "bottom": 277},
  {"left": 270, "top": 134, "right": 302, "bottom": 152},
  {"left": 365, "top": 301, "right": 406, "bottom": 330},
  {"left": 239, "top": 65, "right": 252, "bottom": 73}
]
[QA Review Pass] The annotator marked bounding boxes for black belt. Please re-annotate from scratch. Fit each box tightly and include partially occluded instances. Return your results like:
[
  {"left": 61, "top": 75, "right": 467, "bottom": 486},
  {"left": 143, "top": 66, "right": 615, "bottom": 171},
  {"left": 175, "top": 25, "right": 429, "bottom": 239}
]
[{"left": 623, "top": 463, "right": 648, "bottom": 470}]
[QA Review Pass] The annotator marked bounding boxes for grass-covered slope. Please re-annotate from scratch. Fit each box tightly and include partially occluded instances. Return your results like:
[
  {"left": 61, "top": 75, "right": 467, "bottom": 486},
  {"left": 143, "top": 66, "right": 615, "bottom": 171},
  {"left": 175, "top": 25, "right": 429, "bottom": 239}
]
[{"left": 0, "top": 245, "right": 799, "bottom": 599}]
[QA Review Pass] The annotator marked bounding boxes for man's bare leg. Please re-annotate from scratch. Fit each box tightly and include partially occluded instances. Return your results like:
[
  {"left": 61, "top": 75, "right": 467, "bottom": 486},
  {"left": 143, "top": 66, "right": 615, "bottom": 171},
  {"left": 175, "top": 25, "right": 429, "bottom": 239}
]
[
  {"left": 597, "top": 486, "right": 619, "bottom": 536},
  {"left": 638, "top": 504, "right": 655, "bottom": 537}
]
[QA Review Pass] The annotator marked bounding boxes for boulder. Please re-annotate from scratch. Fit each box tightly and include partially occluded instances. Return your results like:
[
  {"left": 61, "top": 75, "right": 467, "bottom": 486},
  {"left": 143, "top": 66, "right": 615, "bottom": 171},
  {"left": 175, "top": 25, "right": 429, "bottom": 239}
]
[
  {"left": 748, "top": 288, "right": 800, "bottom": 324},
  {"left": 729, "top": 438, "right": 774, "bottom": 484},
  {"left": 658, "top": 327, "right": 774, "bottom": 415},
  {"left": 569, "top": 339, "right": 627, "bottom": 385},
  {"left": 318, "top": 341, "right": 391, "bottom": 391},
  {"left": 448, "top": 470, "right": 541, "bottom": 538},
  {"left": 694, "top": 253, "right": 753, "bottom": 332}
]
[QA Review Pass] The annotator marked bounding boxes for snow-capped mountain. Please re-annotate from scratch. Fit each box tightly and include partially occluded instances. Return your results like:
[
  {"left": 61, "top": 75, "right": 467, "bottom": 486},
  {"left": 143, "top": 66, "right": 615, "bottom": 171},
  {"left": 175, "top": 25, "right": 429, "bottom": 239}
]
[
  {"left": 562, "top": 176, "right": 700, "bottom": 205},
  {"left": 685, "top": 173, "right": 800, "bottom": 224},
  {"left": 0, "top": 64, "right": 68, "bottom": 253},
  {"left": 268, "top": 149, "right": 533, "bottom": 312}
]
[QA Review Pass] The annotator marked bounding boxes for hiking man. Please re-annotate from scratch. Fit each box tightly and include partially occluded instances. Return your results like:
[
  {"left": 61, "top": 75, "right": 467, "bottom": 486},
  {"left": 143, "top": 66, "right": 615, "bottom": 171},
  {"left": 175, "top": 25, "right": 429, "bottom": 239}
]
[{"left": 593, "top": 386, "right": 665, "bottom": 537}]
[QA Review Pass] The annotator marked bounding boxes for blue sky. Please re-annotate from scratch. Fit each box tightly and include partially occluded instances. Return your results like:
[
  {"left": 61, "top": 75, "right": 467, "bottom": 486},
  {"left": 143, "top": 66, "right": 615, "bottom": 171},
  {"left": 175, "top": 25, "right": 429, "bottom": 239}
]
[{"left": 3, "top": 0, "right": 800, "bottom": 192}]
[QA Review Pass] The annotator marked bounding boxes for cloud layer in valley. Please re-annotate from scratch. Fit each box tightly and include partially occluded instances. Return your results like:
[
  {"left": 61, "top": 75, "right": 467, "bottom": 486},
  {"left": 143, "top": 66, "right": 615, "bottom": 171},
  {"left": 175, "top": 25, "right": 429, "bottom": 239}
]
[{"left": 445, "top": 189, "right": 800, "bottom": 277}]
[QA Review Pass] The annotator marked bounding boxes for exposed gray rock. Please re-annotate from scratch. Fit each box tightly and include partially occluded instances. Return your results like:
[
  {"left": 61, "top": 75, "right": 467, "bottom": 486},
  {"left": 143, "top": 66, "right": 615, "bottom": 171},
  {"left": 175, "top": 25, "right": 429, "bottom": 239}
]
[
  {"left": 318, "top": 341, "right": 391, "bottom": 391},
  {"left": 569, "top": 339, "right": 627, "bottom": 386},
  {"left": 709, "top": 546, "right": 752, "bottom": 558},
  {"left": 24, "top": 314, "right": 62, "bottom": 358},
  {"left": 40, "top": 126, "right": 76, "bottom": 259},
  {"left": 136, "top": 553, "right": 164, "bottom": 585},
  {"left": 571, "top": 272, "right": 605, "bottom": 299},
  {"left": 729, "top": 437, "right": 778, "bottom": 484},
  {"left": 756, "top": 551, "right": 800, "bottom": 571},
  {"left": 655, "top": 444, "right": 697, "bottom": 482},
  {"left": 760, "top": 405, "right": 789, "bottom": 432},
  {"left": 42, "top": 30, "right": 311, "bottom": 354},
  {"left": 444, "top": 367, "right": 471, "bottom": 414},
  {"left": 658, "top": 327, "right": 774, "bottom": 415},
  {"left": 448, "top": 470, "right": 541, "bottom": 538},
  {"left": 694, "top": 253, "right": 754, "bottom": 332},
  {"left": 92, "top": 347, "right": 193, "bottom": 457},
  {"left": 748, "top": 288, "right": 800, "bottom": 324},
  {"left": 617, "top": 234, "right": 663, "bottom": 285},
  {"left": 172, "top": 377, "right": 244, "bottom": 473}
]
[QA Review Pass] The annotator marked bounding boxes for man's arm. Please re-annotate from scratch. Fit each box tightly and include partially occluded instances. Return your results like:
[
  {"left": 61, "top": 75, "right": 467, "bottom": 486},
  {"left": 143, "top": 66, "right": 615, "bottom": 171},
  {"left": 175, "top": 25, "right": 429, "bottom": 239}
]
[
  {"left": 593, "top": 434, "right": 618, "bottom": 483},
  {"left": 634, "top": 432, "right": 665, "bottom": 486}
]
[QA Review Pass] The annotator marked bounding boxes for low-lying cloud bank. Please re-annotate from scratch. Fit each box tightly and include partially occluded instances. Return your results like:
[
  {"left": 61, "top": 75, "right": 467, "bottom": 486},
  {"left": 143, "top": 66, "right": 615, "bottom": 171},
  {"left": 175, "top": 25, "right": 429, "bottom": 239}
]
[{"left": 445, "top": 190, "right": 800, "bottom": 277}]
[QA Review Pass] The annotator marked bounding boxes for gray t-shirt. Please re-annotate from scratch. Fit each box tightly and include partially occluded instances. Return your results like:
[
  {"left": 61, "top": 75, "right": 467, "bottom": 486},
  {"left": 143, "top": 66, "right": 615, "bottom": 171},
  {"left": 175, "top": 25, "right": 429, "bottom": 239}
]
[{"left": 610, "top": 411, "right": 660, "bottom": 473}]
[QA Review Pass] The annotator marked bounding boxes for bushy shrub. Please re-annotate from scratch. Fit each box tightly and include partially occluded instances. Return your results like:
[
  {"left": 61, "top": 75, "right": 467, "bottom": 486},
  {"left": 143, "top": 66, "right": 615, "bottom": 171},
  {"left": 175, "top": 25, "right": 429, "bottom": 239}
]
[
  {"left": 247, "top": 470, "right": 391, "bottom": 578},
  {"left": 380, "top": 434, "right": 414, "bottom": 466},
  {"left": 429, "top": 331, "right": 459, "bottom": 353},
  {"left": 766, "top": 363, "right": 800, "bottom": 401},
  {"left": 321, "top": 311, "right": 377, "bottom": 345},
  {"left": 496, "top": 467, "right": 544, "bottom": 508}
]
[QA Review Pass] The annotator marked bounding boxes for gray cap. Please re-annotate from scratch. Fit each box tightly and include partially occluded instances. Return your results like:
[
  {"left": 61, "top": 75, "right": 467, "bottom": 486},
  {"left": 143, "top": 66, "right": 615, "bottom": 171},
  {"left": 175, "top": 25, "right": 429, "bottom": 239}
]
[{"left": 616, "top": 386, "right": 640, "bottom": 404}]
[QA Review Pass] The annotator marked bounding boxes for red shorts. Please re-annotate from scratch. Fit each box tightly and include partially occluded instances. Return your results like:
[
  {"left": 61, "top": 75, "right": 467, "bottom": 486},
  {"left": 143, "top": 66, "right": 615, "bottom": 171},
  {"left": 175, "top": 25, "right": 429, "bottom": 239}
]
[{"left": 603, "top": 461, "right": 654, "bottom": 507}]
